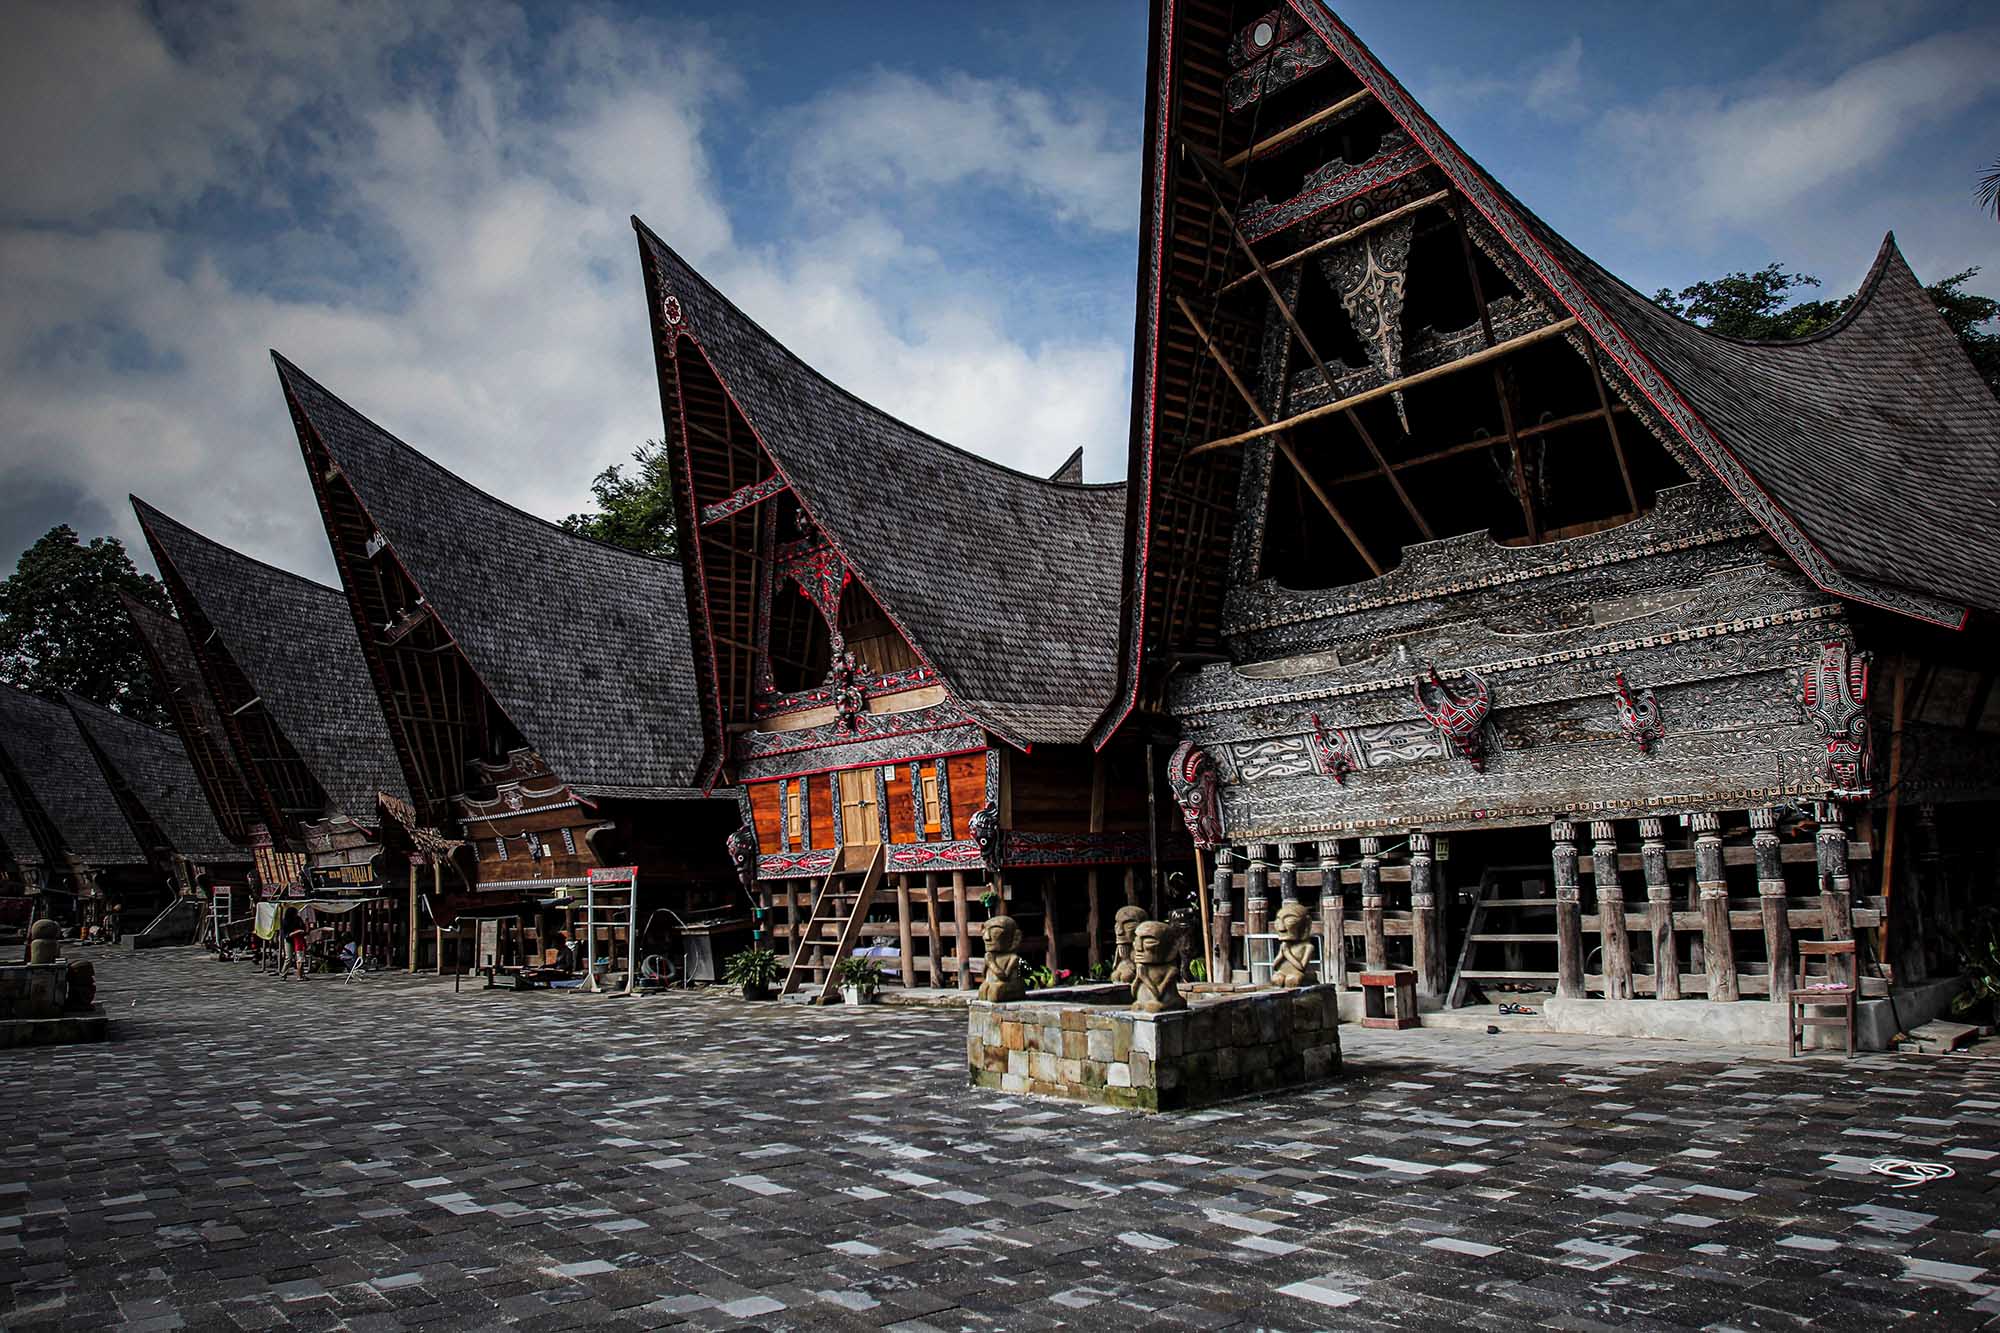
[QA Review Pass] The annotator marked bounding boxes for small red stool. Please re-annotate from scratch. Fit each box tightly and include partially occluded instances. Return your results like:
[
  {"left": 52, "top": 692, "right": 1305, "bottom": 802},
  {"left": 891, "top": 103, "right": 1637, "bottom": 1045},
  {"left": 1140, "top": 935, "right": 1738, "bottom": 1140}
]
[{"left": 1358, "top": 968, "right": 1419, "bottom": 1030}]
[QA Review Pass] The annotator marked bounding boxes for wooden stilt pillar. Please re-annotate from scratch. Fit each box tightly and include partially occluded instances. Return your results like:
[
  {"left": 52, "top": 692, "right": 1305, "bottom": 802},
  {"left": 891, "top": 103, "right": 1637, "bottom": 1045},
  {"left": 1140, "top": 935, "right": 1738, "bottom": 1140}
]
[
  {"left": 1909, "top": 804, "right": 1939, "bottom": 984},
  {"left": 1211, "top": 852, "right": 1234, "bottom": 983},
  {"left": 1278, "top": 842, "right": 1299, "bottom": 905},
  {"left": 1752, "top": 808, "right": 1792, "bottom": 1000},
  {"left": 1040, "top": 879, "right": 1059, "bottom": 974},
  {"left": 1692, "top": 812, "right": 1738, "bottom": 1001},
  {"left": 896, "top": 875, "right": 915, "bottom": 988},
  {"left": 1640, "top": 818, "right": 1678, "bottom": 1000},
  {"left": 784, "top": 879, "right": 801, "bottom": 964},
  {"left": 1360, "top": 837, "right": 1387, "bottom": 972},
  {"left": 923, "top": 874, "right": 943, "bottom": 987},
  {"left": 953, "top": 872, "right": 970, "bottom": 989},
  {"left": 1591, "top": 821, "right": 1633, "bottom": 1000},
  {"left": 1552, "top": 820, "right": 1584, "bottom": 999},
  {"left": 1086, "top": 869, "right": 1103, "bottom": 971},
  {"left": 1816, "top": 807, "right": 1854, "bottom": 989},
  {"left": 1409, "top": 831, "right": 1445, "bottom": 999},
  {"left": 1122, "top": 866, "right": 1141, "bottom": 908},
  {"left": 1316, "top": 839, "right": 1346, "bottom": 991},
  {"left": 407, "top": 859, "right": 419, "bottom": 974},
  {"left": 1245, "top": 844, "right": 1272, "bottom": 942}
]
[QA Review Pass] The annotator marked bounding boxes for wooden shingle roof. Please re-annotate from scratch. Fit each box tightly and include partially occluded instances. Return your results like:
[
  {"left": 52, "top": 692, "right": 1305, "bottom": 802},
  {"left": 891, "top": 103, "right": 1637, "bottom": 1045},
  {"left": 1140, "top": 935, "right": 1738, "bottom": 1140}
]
[
  {"left": 272, "top": 355, "right": 709, "bottom": 796},
  {"left": 0, "top": 686, "right": 145, "bottom": 867},
  {"left": 131, "top": 499, "right": 409, "bottom": 818},
  {"left": 121, "top": 595, "right": 258, "bottom": 843},
  {"left": 634, "top": 220, "right": 1128, "bottom": 747},
  {"left": 65, "top": 693, "right": 239, "bottom": 863},
  {"left": 0, "top": 773, "right": 45, "bottom": 868}
]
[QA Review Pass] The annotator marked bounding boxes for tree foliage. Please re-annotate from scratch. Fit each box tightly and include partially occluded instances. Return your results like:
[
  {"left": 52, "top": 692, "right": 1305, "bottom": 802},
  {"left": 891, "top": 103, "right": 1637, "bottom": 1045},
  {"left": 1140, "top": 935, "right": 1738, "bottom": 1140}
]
[
  {"left": 0, "top": 526, "right": 173, "bottom": 724},
  {"left": 1654, "top": 261, "right": 2000, "bottom": 397},
  {"left": 559, "top": 439, "right": 679, "bottom": 557},
  {"left": 1980, "top": 155, "right": 2000, "bottom": 222}
]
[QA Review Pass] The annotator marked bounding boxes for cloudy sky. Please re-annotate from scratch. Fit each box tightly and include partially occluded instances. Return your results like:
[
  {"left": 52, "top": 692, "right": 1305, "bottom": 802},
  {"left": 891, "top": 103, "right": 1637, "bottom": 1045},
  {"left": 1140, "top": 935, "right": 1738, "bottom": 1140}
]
[{"left": 2, "top": 0, "right": 1994, "bottom": 583}]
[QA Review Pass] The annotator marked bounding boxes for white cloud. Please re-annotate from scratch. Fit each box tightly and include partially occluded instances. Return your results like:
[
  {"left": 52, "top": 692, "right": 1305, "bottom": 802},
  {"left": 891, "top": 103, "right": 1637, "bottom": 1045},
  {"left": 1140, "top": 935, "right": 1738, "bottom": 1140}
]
[
  {"left": 0, "top": 1, "right": 1132, "bottom": 585},
  {"left": 782, "top": 69, "right": 1138, "bottom": 234},
  {"left": 1599, "top": 24, "right": 2000, "bottom": 238}
]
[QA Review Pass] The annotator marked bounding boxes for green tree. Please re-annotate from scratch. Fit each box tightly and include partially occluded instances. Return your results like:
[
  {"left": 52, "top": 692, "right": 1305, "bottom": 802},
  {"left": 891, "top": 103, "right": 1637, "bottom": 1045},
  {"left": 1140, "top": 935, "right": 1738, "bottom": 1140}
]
[
  {"left": 559, "top": 439, "right": 678, "bottom": 557},
  {"left": 0, "top": 526, "right": 172, "bottom": 723},
  {"left": 1655, "top": 262, "right": 2000, "bottom": 398},
  {"left": 1979, "top": 155, "right": 1999, "bottom": 221}
]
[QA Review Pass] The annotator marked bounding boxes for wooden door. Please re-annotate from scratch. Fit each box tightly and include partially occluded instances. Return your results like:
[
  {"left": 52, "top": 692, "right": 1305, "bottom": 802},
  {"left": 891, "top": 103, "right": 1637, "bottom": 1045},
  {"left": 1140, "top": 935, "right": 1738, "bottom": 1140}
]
[{"left": 838, "top": 768, "right": 881, "bottom": 846}]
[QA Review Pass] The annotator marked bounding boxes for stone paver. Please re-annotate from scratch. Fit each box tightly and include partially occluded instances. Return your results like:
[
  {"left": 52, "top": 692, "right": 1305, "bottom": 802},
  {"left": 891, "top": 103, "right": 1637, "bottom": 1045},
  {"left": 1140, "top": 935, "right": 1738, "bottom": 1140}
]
[{"left": 1, "top": 947, "right": 1997, "bottom": 1330}]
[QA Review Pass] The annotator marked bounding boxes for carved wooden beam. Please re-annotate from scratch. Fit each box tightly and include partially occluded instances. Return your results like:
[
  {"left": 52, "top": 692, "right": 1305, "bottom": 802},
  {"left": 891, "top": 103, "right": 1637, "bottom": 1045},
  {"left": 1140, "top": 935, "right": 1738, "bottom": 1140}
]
[
  {"left": 1172, "top": 294, "right": 1382, "bottom": 576},
  {"left": 700, "top": 473, "right": 789, "bottom": 527},
  {"left": 1220, "top": 190, "right": 1448, "bottom": 293},
  {"left": 1321, "top": 403, "right": 1631, "bottom": 485},
  {"left": 1183, "top": 144, "right": 1430, "bottom": 539},
  {"left": 1222, "top": 88, "right": 1373, "bottom": 170},
  {"left": 1188, "top": 317, "right": 1580, "bottom": 457}
]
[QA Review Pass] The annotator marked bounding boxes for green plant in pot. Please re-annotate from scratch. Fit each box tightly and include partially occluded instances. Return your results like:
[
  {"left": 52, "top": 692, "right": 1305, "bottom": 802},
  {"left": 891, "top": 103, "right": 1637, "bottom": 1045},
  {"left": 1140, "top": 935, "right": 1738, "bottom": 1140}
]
[
  {"left": 835, "top": 955, "right": 884, "bottom": 1005},
  {"left": 724, "top": 945, "right": 781, "bottom": 1000},
  {"left": 1951, "top": 908, "right": 2000, "bottom": 1027}
]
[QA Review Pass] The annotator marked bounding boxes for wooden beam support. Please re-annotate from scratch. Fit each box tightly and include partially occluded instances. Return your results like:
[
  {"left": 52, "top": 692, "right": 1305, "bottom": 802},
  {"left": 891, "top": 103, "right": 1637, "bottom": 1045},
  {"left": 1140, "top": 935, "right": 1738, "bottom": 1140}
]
[
  {"left": 1584, "top": 339, "right": 1642, "bottom": 516},
  {"left": 1223, "top": 88, "right": 1372, "bottom": 170},
  {"left": 1218, "top": 190, "right": 1448, "bottom": 292},
  {"left": 1321, "top": 405, "right": 1630, "bottom": 486},
  {"left": 1182, "top": 145, "right": 1432, "bottom": 539},
  {"left": 1189, "top": 317, "right": 1581, "bottom": 456},
  {"left": 1171, "top": 293, "right": 1382, "bottom": 576}
]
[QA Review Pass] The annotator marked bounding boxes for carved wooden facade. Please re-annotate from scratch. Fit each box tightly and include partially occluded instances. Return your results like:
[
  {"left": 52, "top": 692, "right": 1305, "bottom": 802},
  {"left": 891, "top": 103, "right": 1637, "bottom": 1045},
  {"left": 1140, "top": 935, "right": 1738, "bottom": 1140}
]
[
  {"left": 1112, "top": 2, "right": 2000, "bottom": 1020},
  {"left": 277, "top": 356, "right": 739, "bottom": 971},
  {"left": 637, "top": 224, "right": 1178, "bottom": 991}
]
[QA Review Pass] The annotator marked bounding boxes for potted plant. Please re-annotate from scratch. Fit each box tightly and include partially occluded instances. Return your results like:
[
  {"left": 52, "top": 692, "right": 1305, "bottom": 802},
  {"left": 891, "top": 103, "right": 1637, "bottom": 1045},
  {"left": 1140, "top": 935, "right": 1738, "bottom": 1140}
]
[
  {"left": 835, "top": 955, "right": 883, "bottom": 1005},
  {"left": 724, "top": 945, "right": 781, "bottom": 1000}
]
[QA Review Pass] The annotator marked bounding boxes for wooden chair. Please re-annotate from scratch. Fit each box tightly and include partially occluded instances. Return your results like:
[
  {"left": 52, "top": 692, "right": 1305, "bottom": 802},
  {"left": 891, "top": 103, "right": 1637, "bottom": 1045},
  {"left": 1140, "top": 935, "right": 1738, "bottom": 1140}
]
[{"left": 1788, "top": 939, "right": 1857, "bottom": 1057}]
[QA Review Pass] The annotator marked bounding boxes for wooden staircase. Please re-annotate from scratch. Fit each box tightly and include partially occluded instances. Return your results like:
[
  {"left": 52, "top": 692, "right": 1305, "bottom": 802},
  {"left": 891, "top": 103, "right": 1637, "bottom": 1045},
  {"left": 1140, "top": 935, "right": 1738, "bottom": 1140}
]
[
  {"left": 778, "top": 844, "right": 886, "bottom": 1004},
  {"left": 1447, "top": 865, "right": 1561, "bottom": 1008}
]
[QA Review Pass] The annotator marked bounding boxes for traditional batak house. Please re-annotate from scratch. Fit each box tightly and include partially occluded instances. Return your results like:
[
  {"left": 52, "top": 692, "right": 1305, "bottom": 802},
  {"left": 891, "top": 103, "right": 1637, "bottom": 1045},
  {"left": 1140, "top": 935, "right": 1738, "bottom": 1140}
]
[
  {"left": 132, "top": 501, "right": 417, "bottom": 959},
  {"left": 1105, "top": 2, "right": 2000, "bottom": 1036},
  {"left": 121, "top": 596, "right": 263, "bottom": 853},
  {"left": 633, "top": 220, "right": 1177, "bottom": 1001},
  {"left": 0, "top": 686, "right": 160, "bottom": 927},
  {"left": 272, "top": 354, "right": 740, "bottom": 976},
  {"left": 65, "top": 693, "right": 250, "bottom": 916}
]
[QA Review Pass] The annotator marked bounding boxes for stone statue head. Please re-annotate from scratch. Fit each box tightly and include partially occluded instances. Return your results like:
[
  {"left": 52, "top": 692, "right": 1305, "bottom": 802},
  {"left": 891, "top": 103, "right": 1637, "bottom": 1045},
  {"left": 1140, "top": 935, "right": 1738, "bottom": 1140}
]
[
  {"left": 1275, "top": 901, "right": 1312, "bottom": 941},
  {"left": 982, "top": 915, "right": 1020, "bottom": 954},
  {"left": 1113, "top": 905, "right": 1148, "bottom": 945},
  {"left": 1133, "top": 920, "right": 1176, "bottom": 966}
]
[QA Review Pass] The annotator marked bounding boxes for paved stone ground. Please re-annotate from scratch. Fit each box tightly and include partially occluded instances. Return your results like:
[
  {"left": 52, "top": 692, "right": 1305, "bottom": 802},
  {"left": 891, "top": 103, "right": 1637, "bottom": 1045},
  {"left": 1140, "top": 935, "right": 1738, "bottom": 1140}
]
[{"left": 2, "top": 948, "right": 1998, "bottom": 1331}]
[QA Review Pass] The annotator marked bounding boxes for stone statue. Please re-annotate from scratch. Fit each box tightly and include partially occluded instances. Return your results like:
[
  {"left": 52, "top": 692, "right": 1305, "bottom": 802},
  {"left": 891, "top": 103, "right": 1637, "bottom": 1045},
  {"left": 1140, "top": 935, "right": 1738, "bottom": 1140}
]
[
  {"left": 27, "top": 918, "right": 61, "bottom": 966},
  {"left": 977, "top": 915, "right": 1027, "bottom": 1003},
  {"left": 1109, "top": 905, "right": 1149, "bottom": 986},
  {"left": 1271, "top": 901, "right": 1318, "bottom": 988},
  {"left": 1131, "top": 920, "right": 1187, "bottom": 1013},
  {"left": 64, "top": 959, "right": 96, "bottom": 1011}
]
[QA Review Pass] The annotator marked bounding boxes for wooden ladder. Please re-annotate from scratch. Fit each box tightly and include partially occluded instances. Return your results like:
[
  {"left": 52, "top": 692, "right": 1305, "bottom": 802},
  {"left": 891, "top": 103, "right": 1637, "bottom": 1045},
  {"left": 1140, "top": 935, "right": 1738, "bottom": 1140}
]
[
  {"left": 778, "top": 844, "right": 887, "bottom": 1004},
  {"left": 1446, "top": 865, "right": 1562, "bottom": 1008}
]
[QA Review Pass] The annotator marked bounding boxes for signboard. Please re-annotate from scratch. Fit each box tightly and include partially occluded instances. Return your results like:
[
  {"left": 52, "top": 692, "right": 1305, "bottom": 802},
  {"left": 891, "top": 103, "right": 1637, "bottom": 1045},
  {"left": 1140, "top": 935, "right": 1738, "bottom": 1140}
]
[
  {"left": 476, "top": 918, "right": 500, "bottom": 971},
  {"left": 586, "top": 865, "right": 638, "bottom": 889}
]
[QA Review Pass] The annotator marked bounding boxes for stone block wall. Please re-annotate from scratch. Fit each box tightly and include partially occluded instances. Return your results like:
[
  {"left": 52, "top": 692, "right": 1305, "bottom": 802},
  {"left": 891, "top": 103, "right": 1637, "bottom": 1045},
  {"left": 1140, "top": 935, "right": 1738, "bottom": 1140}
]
[{"left": 968, "top": 984, "right": 1342, "bottom": 1111}]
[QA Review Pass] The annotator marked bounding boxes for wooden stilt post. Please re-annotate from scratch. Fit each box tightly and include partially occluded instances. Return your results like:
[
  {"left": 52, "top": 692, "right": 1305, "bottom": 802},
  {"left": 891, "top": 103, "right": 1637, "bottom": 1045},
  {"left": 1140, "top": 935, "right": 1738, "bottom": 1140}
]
[
  {"left": 1692, "top": 812, "right": 1738, "bottom": 1001},
  {"left": 1409, "top": 831, "right": 1445, "bottom": 999},
  {"left": 953, "top": 871, "right": 970, "bottom": 989},
  {"left": 1640, "top": 818, "right": 1678, "bottom": 1000},
  {"left": 923, "top": 873, "right": 943, "bottom": 987},
  {"left": 407, "top": 859, "right": 419, "bottom": 974},
  {"left": 1245, "top": 844, "right": 1271, "bottom": 943},
  {"left": 1040, "top": 879, "right": 1059, "bottom": 974},
  {"left": 896, "top": 874, "right": 915, "bottom": 988},
  {"left": 1193, "top": 847, "right": 1214, "bottom": 985},
  {"left": 1211, "top": 849, "right": 1234, "bottom": 984},
  {"left": 1591, "top": 821, "right": 1633, "bottom": 1000},
  {"left": 1816, "top": 806, "right": 1854, "bottom": 990},
  {"left": 1908, "top": 804, "right": 1940, "bottom": 984},
  {"left": 1317, "top": 840, "right": 1345, "bottom": 991},
  {"left": 1552, "top": 820, "right": 1584, "bottom": 999},
  {"left": 1752, "top": 808, "right": 1792, "bottom": 1000},
  {"left": 1360, "top": 837, "right": 1387, "bottom": 972},
  {"left": 1278, "top": 842, "right": 1299, "bottom": 905},
  {"left": 1086, "top": 870, "right": 1103, "bottom": 971},
  {"left": 1123, "top": 866, "right": 1141, "bottom": 908}
]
